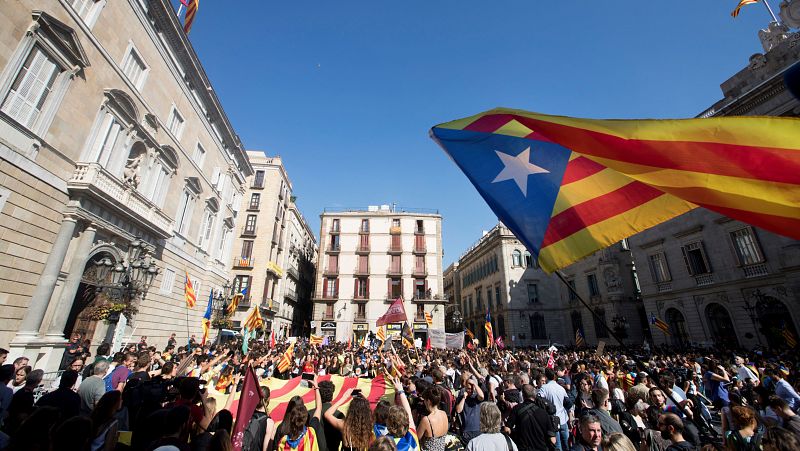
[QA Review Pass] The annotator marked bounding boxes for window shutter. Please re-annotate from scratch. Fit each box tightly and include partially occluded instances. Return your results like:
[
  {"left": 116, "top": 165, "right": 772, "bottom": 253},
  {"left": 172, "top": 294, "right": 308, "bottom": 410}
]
[
  {"left": 211, "top": 167, "right": 221, "bottom": 186},
  {"left": 680, "top": 246, "right": 692, "bottom": 275},
  {"left": 322, "top": 278, "right": 328, "bottom": 297},
  {"left": 334, "top": 278, "right": 339, "bottom": 297}
]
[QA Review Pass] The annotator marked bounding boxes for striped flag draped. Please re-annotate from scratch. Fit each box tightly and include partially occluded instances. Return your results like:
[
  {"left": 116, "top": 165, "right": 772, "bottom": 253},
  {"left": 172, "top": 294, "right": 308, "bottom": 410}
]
[
  {"left": 277, "top": 341, "right": 295, "bottom": 374},
  {"left": 731, "top": 0, "right": 759, "bottom": 17},
  {"left": 485, "top": 309, "right": 494, "bottom": 348},
  {"left": 431, "top": 109, "right": 800, "bottom": 273},
  {"left": 575, "top": 328, "right": 586, "bottom": 348},
  {"left": 782, "top": 325, "right": 797, "bottom": 348},
  {"left": 184, "top": 271, "right": 196, "bottom": 308},
  {"left": 424, "top": 311, "right": 433, "bottom": 327},
  {"left": 651, "top": 316, "right": 671, "bottom": 336},
  {"left": 183, "top": 0, "right": 199, "bottom": 34}
]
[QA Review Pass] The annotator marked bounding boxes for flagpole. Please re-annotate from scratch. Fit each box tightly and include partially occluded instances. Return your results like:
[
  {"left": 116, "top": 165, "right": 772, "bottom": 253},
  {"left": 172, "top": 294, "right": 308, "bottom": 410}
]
[
  {"left": 176, "top": 3, "right": 184, "bottom": 17},
  {"left": 762, "top": 0, "right": 779, "bottom": 22}
]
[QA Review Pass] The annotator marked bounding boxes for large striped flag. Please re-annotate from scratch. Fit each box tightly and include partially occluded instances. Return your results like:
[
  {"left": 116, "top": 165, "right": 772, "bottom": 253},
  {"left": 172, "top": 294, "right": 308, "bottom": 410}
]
[
  {"left": 575, "top": 328, "right": 586, "bottom": 348},
  {"left": 485, "top": 309, "right": 494, "bottom": 348},
  {"left": 183, "top": 0, "right": 199, "bottom": 34},
  {"left": 277, "top": 341, "right": 295, "bottom": 374},
  {"left": 731, "top": 0, "right": 759, "bottom": 17},
  {"left": 651, "top": 316, "right": 672, "bottom": 336},
  {"left": 184, "top": 271, "right": 196, "bottom": 308},
  {"left": 209, "top": 374, "right": 395, "bottom": 424},
  {"left": 430, "top": 109, "right": 800, "bottom": 272},
  {"left": 424, "top": 311, "right": 433, "bottom": 327},
  {"left": 241, "top": 304, "right": 263, "bottom": 354},
  {"left": 227, "top": 288, "right": 247, "bottom": 316},
  {"left": 781, "top": 324, "right": 798, "bottom": 348},
  {"left": 309, "top": 334, "right": 324, "bottom": 346},
  {"left": 201, "top": 290, "right": 213, "bottom": 346}
]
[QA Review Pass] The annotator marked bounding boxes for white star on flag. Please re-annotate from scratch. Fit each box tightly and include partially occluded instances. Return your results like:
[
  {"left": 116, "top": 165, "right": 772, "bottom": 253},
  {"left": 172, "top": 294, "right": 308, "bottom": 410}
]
[{"left": 491, "top": 147, "right": 549, "bottom": 197}]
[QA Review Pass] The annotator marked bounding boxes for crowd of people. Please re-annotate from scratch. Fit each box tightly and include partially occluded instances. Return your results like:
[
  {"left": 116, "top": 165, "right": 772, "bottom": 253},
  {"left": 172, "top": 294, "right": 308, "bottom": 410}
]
[{"left": 0, "top": 332, "right": 797, "bottom": 451}]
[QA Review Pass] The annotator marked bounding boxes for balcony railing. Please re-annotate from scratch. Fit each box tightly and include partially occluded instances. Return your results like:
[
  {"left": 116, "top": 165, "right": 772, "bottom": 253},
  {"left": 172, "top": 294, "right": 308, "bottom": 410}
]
[
  {"left": 390, "top": 226, "right": 401, "bottom": 235},
  {"left": 324, "top": 266, "right": 339, "bottom": 276},
  {"left": 323, "top": 311, "right": 335, "bottom": 320},
  {"left": 388, "top": 245, "right": 402, "bottom": 254},
  {"left": 413, "top": 268, "right": 427, "bottom": 277},
  {"left": 287, "top": 266, "right": 300, "bottom": 280},
  {"left": 284, "top": 288, "right": 297, "bottom": 301},
  {"left": 266, "top": 261, "right": 284, "bottom": 278},
  {"left": 248, "top": 203, "right": 260, "bottom": 211},
  {"left": 386, "top": 293, "right": 403, "bottom": 302},
  {"left": 68, "top": 163, "right": 173, "bottom": 237},
  {"left": 327, "top": 244, "right": 341, "bottom": 253},
  {"left": 236, "top": 296, "right": 252, "bottom": 310},
  {"left": 242, "top": 226, "right": 258, "bottom": 237},
  {"left": 355, "top": 313, "right": 367, "bottom": 321},
  {"left": 414, "top": 313, "right": 426, "bottom": 322},
  {"left": 387, "top": 267, "right": 402, "bottom": 276},
  {"left": 656, "top": 282, "right": 672, "bottom": 292},
  {"left": 413, "top": 245, "right": 427, "bottom": 254},
  {"left": 251, "top": 180, "right": 264, "bottom": 189},
  {"left": 356, "top": 245, "right": 370, "bottom": 254},
  {"left": 743, "top": 263, "right": 768, "bottom": 278},
  {"left": 233, "top": 257, "right": 254, "bottom": 268},
  {"left": 694, "top": 273, "right": 714, "bottom": 286}
]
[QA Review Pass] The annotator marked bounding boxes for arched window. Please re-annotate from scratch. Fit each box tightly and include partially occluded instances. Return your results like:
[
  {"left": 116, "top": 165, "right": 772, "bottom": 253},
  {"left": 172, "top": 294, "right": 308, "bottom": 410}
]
[
  {"left": 705, "top": 303, "right": 739, "bottom": 348},
  {"left": 512, "top": 250, "right": 522, "bottom": 267},
  {"left": 84, "top": 89, "right": 140, "bottom": 175},
  {"left": 530, "top": 313, "right": 547, "bottom": 339},
  {"left": 665, "top": 308, "right": 689, "bottom": 347}
]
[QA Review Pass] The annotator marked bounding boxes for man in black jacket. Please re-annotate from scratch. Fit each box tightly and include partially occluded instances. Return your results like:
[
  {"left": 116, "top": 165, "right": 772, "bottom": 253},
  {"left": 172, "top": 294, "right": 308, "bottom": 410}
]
[{"left": 507, "top": 384, "right": 557, "bottom": 451}]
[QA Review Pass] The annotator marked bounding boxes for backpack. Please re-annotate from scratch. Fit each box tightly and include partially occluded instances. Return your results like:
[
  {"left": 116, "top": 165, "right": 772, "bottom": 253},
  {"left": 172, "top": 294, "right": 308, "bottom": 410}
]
[
  {"left": 103, "top": 372, "right": 114, "bottom": 392},
  {"left": 533, "top": 395, "right": 560, "bottom": 432},
  {"left": 617, "top": 411, "right": 642, "bottom": 447},
  {"left": 242, "top": 411, "right": 268, "bottom": 451}
]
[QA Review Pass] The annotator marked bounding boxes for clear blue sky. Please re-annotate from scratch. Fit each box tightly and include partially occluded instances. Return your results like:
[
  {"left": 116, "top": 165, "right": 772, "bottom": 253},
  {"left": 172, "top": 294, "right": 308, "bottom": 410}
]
[{"left": 180, "top": 0, "right": 776, "bottom": 266}]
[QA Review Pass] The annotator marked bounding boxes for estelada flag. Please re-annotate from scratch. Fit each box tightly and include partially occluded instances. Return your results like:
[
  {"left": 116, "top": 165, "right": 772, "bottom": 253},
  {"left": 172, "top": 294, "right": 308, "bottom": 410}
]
[
  {"left": 184, "top": 271, "right": 196, "bottom": 308},
  {"left": 431, "top": 109, "right": 800, "bottom": 272},
  {"left": 485, "top": 309, "right": 494, "bottom": 348},
  {"left": 231, "top": 365, "right": 262, "bottom": 451},
  {"left": 201, "top": 290, "right": 213, "bottom": 346},
  {"left": 376, "top": 297, "right": 407, "bottom": 326}
]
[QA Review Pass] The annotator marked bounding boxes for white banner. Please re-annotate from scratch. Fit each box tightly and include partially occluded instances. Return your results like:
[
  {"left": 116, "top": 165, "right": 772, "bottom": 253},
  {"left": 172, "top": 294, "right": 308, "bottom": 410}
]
[
  {"left": 445, "top": 331, "right": 465, "bottom": 349},
  {"left": 427, "top": 329, "right": 447, "bottom": 349}
]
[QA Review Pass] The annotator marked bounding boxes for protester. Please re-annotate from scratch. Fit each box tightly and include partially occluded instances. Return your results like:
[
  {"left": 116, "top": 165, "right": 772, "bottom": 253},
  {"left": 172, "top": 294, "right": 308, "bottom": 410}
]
[
  {"left": 324, "top": 388, "right": 374, "bottom": 450},
  {"left": 416, "top": 386, "right": 449, "bottom": 451},
  {"left": 761, "top": 426, "right": 800, "bottom": 451},
  {"left": 538, "top": 367, "right": 570, "bottom": 451},
  {"left": 507, "top": 384, "right": 557, "bottom": 451},
  {"left": 35, "top": 369, "right": 80, "bottom": 420},
  {"left": 275, "top": 378, "right": 324, "bottom": 451},
  {"left": 4, "top": 368, "right": 43, "bottom": 434},
  {"left": 591, "top": 388, "right": 623, "bottom": 435},
  {"left": 725, "top": 406, "right": 763, "bottom": 451},
  {"left": 571, "top": 412, "right": 603, "bottom": 451},
  {"left": 78, "top": 360, "right": 109, "bottom": 415},
  {"left": 601, "top": 432, "right": 637, "bottom": 451}
]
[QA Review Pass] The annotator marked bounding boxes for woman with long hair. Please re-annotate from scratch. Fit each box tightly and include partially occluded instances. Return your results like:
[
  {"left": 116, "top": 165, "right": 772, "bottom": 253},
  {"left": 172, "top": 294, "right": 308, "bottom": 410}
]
[
  {"left": 325, "top": 388, "right": 375, "bottom": 450},
  {"left": 341, "top": 356, "right": 354, "bottom": 377},
  {"left": 276, "top": 378, "right": 322, "bottom": 451},
  {"left": 90, "top": 390, "right": 123, "bottom": 451},
  {"left": 416, "top": 387, "right": 448, "bottom": 451},
  {"left": 8, "top": 365, "right": 30, "bottom": 393},
  {"left": 725, "top": 406, "right": 762, "bottom": 451}
]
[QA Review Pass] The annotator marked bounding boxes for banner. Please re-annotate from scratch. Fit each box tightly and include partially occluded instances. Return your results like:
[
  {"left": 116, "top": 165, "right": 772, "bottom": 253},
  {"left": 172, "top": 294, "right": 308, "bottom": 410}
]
[
  {"left": 426, "top": 329, "right": 446, "bottom": 349},
  {"left": 376, "top": 298, "right": 407, "bottom": 326},
  {"left": 445, "top": 331, "right": 465, "bottom": 349}
]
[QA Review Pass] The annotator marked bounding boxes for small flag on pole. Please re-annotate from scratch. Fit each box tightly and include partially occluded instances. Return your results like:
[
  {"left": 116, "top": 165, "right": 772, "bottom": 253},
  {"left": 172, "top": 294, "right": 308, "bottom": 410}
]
[
  {"left": 401, "top": 322, "right": 414, "bottom": 348},
  {"left": 651, "top": 315, "right": 672, "bottom": 336},
  {"left": 424, "top": 311, "right": 433, "bottom": 327},
  {"left": 183, "top": 0, "right": 199, "bottom": 34},
  {"left": 201, "top": 290, "right": 212, "bottom": 346},
  {"left": 575, "top": 328, "right": 586, "bottom": 348},
  {"left": 485, "top": 309, "right": 494, "bottom": 348},
  {"left": 465, "top": 327, "right": 475, "bottom": 340},
  {"left": 731, "top": 0, "right": 759, "bottom": 17},
  {"left": 269, "top": 330, "right": 276, "bottom": 348},
  {"left": 184, "top": 271, "right": 196, "bottom": 308},
  {"left": 546, "top": 351, "right": 555, "bottom": 369},
  {"left": 495, "top": 336, "right": 505, "bottom": 349}
]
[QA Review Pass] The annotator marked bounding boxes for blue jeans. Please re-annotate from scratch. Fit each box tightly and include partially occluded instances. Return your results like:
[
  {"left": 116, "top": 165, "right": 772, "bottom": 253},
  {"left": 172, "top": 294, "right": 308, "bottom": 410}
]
[{"left": 554, "top": 423, "right": 570, "bottom": 451}]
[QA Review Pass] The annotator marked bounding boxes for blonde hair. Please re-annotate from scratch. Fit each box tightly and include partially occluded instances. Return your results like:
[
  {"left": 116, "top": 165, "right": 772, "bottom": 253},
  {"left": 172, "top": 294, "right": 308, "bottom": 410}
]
[
  {"left": 602, "top": 433, "right": 637, "bottom": 451},
  {"left": 479, "top": 402, "right": 502, "bottom": 434}
]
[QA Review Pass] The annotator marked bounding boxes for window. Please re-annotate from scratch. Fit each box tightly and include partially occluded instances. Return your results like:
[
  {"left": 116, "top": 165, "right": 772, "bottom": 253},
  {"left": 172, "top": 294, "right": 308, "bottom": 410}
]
[
  {"left": 360, "top": 219, "right": 369, "bottom": 233},
  {"left": 357, "top": 303, "right": 366, "bottom": 319},
  {"left": 571, "top": 311, "right": 583, "bottom": 336},
  {"left": 1, "top": 46, "right": 60, "bottom": 129},
  {"left": 192, "top": 143, "right": 206, "bottom": 169},
  {"left": 175, "top": 189, "right": 195, "bottom": 235},
  {"left": 527, "top": 283, "right": 539, "bottom": 303},
  {"left": 253, "top": 170, "right": 265, "bottom": 188},
  {"left": 197, "top": 208, "right": 216, "bottom": 250},
  {"left": 160, "top": 268, "right": 176, "bottom": 294},
  {"left": 486, "top": 287, "right": 492, "bottom": 307},
  {"left": 416, "top": 304, "right": 425, "bottom": 320},
  {"left": 567, "top": 280, "right": 577, "bottom": 301},
  {"left": 355, "top": 278, "right": 368, "bottom": 299},
  {"left": 681, "top": 241, "right": 711, "bottom": 275},
  {"left": 121, "top": 46, "right": 147, "bottom": 89},
  {"left": 249, "top": 193, "right": 260, "bottom": 210},
  {"left": 415, "top": 235, "right": 425, "bottom": 251},
  {"left": 327, "top": 255, "right": 338, "bottom": 273},
  {"left": 232, "top": 275, "right": 251, "bottom": 296},
  {"left": 325, "top": 304, "right": 334, "bottom": 319},
  {"left": 495, "top": 284, "right": 501, "bottom": 306},
  {"left": 476, "top": 288, "right": 482, "bottom": 310},
  {"left": 415, "top": 279, "right": 426, "bottom": 299},
  {"left": 414, "top": 255, "right": 425, "bottom": 273},
  {"left": 466, "top": 295, "right": 472, "bottom": 315},
  {"left": 530, "top": 313, "right": 547, "bottom": 339},
  {"left": 730, "top": 227, "right": 763, "bottom": 266},
  {"left": 512, "top": 250, "right": 522, "bottom": 267},
  {"left": 391, "top": 234, "right": 401, "bottom": 250},
  {"left": 358, "top": 255, "right": 368, "bottom": 273},
  {"left": 240, "top": 240, "right": 254, "bottom": 259},
  {"left": 330, "top": 235, "right": 340, "bottom": 251},
  {"left": 331, "top": 219, "right": 340, "bottom": 232},
  {"left": 390, "top": 255, "right": 401, "bottom": 273},
  {"left": 648, "top": 253, "right": 671, "bottom": 283},
  {"left": 392, "top": 218, "right": 400, "bottom": 228},
  {"left": 415, "top": 220, "right": 424, "bottom": 233},
  {"left": 587, "top": 273, "right": 600, "bottom": 297},
  {"left": 243, "top": 214, "right": 257, "bottom": 235},
  {"left": 324, "top": 277, "right": 338, "bottom": 298},
  {"left": 594, "top": 308, "right": 608, "bottom": 338},
  {"left": 390, "top": 278, "right": 402, "bottom": 298},
  {"left": 167, "top": 106, "right": 185, "bottom": 138},
  {"left": 359, "top": 234, "right": 369, "bottom": 250},
  {"left": 137, "top": 145, "right": 176, "bottom": 208},
  {"left": 70, "top": 0, "right": 104, "bottom": 26},
  {"left": 524, "top": 251, "right": 534, "bottom": 268}
]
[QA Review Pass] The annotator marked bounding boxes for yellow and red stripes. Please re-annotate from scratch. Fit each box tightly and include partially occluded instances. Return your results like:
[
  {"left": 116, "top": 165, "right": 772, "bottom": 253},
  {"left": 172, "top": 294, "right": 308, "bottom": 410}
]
[
  {"left": 183, "top": 0, "right": 199, "bottom": 34},
  {"left": 732, "top": 0, "right": 759, "bottom": 17}
]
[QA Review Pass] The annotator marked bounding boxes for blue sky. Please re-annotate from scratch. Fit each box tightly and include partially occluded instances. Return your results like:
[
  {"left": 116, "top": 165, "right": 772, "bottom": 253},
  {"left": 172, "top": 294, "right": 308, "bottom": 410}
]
[{"left": 181, "top": 0, "right": 777, "bottom": 266}]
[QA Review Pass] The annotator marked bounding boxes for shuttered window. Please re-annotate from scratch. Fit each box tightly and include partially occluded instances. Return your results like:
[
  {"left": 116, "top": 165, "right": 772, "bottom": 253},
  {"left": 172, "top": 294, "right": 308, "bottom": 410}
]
[{"left": 1, "top": 46, "right": 60, "bottom": 128}]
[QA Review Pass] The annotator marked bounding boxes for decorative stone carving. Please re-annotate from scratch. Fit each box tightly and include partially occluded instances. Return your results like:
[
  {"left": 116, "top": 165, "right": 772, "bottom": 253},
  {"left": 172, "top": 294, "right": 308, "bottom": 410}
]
[
  {"left": 780, "top": 0, "right": 800, "bottom": 29},
  {"left": 656, "top": 300, "right": 665, "bottom": 313},
  {"left": 123, "top": 152, "right": 145, "bottom": 188},
  {"left": 759, "top": 22, "right": 791, "bottom": 53},
  {"left": 749, "top": 53, "right": 767, "bottom": 70},
  {"left": 603, "top": 267, "right": 622, "bottom": 293}
]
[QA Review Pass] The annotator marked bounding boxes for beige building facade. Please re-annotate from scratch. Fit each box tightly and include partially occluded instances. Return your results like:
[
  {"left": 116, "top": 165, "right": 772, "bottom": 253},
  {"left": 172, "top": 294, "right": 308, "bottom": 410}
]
[
  {"left": 229, "top": 152, "right": 317, "bottom": 337},
  {"left": 312, "top": 207, "right": 446, "bottom": 344},
  {"left": 0, "top": 0, "right": 251, "bottom": 369}
]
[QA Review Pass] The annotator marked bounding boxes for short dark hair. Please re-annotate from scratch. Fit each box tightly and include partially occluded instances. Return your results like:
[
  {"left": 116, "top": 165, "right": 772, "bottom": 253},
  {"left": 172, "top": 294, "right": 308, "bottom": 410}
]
[
  {"left": 96, "top": 343, "right": 111, "bottom": 357},
  {"left": 591, "top": 388, "right": 610, "bottom": 406},
  {"left": 0, "top": 364, "right": 15, "bottom": 383},
  {"left": 420, "top": 386, "right": 442, "bottom": 407},
  {"left": 660, "top": 412, "right": 684, "bottom": 434},
  {"left": 59, "top": 370, "right": 79, "bottom": 389},
  {"left": 0, "top": 348, "right": 8, "bottom": 356},
  {"left": 521, "top": 384, "right": 536, "bottom": 400},
  {"left": 318, "top": 380, "right": 335, "bottom": 403},
  {"left": 579, "top": 412, "right": 601, "bottom": 429},
  {"left": 768, "top": 396, "right": 789, "bottom": 410},
  {"left": 374, "top": 400, "right": 392, "bottom": 424},
  {"left": 544, "top": 368, "right": 556, "bottom": 381}
]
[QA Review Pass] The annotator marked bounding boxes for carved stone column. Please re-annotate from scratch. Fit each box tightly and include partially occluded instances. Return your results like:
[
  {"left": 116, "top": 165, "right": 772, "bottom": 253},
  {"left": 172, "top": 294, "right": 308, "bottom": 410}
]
[
  {"left": 44, "top": 224, "right": 97, "bottom": 340},
  {"left": 13, "top": 215, "right": 78, "bottom": 341}
]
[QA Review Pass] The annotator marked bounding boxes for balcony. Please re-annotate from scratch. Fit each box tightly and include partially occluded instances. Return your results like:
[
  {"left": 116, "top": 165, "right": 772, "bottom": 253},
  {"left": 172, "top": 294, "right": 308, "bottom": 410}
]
[
  {"left": 322, "top": 311, "right": 336, "bottom": 321},
  {"left": 354, "top": 311, "right": 367, "bottom": 321},
  {"left": 241, "top": 226, "right": 258, "bottom": 237},
  {"left": 287, "top": 266, "right": 300, "bottom": 280},
  {"left": 233, "top": 257, "right": 254, "bottom": 269},
  {"left": 414, "top": 313, "right": 426, "bottom": 322},
  {"left": 247, "top": 203, "right": 260, "bottom": 211},
  {"left": 236, "top": 296, "right": 252, "bottom": 310},
  {"left": 388, "top": 245, "right": 402, "bottom": 255},
  {"left": 413, "top": 245, "right": 427, "bottom": 254},
  {"left": 266, "top": 261, "right": 284, "bottom": 278},
  {"left": 413, "top": 267, "right": 428, "bottom": 277},
  {"left": 323, "top": 265, "right": 339, "bottom": 276},
  {"left": 390, "top": 226, "right": 401, "bottom": 235},
  {"left": 327, "top": 244, "right": 341, "bottom": 254},
  {"left": 694, "top": 273, "right": 714, "bottom": 286},
  {"left": 354, "top": 266, "right": 370, "bottom": 276},
  {"left": 743, "top": 263, "right": 769, "bottom": 278},
  {"left": 414, "top": 228, "right": 425, "bottom": 235},
  {"left": 385, "top": 293, "right": 403, "bottom": 303},
  {"left": 356, "top": 245, "right": 370, "bottom": 255},
  {"left": 656, "top": 282, "right": 672, "bottom": 292},
  {"left": 387, "top": 267, "right": 402, "bottom": 276},
  {"left": 251, "top": 180, "right": 265, "bottom": 189},
  {"left": 359, "top": 227, "right": 370, "bottom": 234},
  {"left": 284, "top": 288, "right": 297, "bottom": 302},
  {"left": 68, "top": 163, "right": 174, "bottom": 238}
]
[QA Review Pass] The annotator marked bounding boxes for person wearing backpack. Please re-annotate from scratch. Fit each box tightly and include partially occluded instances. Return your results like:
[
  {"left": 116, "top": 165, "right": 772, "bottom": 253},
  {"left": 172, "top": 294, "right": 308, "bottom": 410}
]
[
  {"left": 725, "top": 406, "right": 763, "bottom": 451},
  {"left": 507, "top": 384, "right": 557, "bottom": 451},
  {"left": 537, "top": 369, "right": 570, "bottom": 451},
  {"left": 242, "top": 386, "right": 274, "bottom": 451}
]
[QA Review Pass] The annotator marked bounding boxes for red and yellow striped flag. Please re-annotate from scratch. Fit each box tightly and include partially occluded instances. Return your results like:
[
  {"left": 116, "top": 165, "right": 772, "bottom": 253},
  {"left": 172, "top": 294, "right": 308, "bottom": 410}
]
[
  {"left": 424, "top": 311, "right": 433, "bottom": 327},
  {"left": 243, "top": 305, "right": 263, "bottom": 331},
  {"left": 184, "top": 271, "right": 196, "bottom": 308},
  {"left": 309, "top": 334, "right": 324, "bottom": 346},
  {"left": 732, "top": 0, "right": 759, "bottom": 17},
  {"left": 277, "top": 341, "right": 295, "bottom": 374},
  {"left": 431, "top": 109, "right": 800, "bottom": 272},
  {"left": 376, "top": 326, "right": 386, "bottom": 343},
  {"left": 183, "top": 0, "right": 199, "bottom": 34}
]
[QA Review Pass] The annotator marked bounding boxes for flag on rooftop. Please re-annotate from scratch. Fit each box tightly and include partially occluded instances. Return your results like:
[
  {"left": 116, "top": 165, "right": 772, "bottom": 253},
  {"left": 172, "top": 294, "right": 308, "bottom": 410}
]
[
  {"left": 183, "top": 0, "right": 199, "bottom": 34},
  {"left": 430, "top": 108, "right": 800, "bottom": 273}
]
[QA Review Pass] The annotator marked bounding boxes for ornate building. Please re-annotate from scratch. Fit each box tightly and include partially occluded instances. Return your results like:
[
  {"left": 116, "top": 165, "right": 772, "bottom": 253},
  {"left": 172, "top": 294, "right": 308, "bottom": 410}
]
[
  {"left": 0, "top": 0, "right": 251, "bottom": 369},
  {"left": 312, "top": 207, "right": 446, "bottom": 344},
  {"left": 229, "top": 152, "right": 316, "bottom": 337},
  {"left": 454, "top": 224, "right": 645, "bottom": 347},
  {"left": 631, "top": 9, "right": 800, "bottom": 349}
]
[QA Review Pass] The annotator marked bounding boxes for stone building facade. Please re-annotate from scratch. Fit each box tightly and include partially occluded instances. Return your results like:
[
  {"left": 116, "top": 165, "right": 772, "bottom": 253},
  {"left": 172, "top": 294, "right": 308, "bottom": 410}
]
[
  {"left": 0, "top": 0, "right": 251, "bottom": 368},
  {"left": 454, "top": 224, "right": 645, "bottom": 347},
  {"left": 631, "top": 12, "right": 800, "bottom": 349},
  {"left": 312, "top": 207, "right": 445, "bottom": 344},
  {"left": 229, "top": 152, "right": 316, "bottom": 338}
]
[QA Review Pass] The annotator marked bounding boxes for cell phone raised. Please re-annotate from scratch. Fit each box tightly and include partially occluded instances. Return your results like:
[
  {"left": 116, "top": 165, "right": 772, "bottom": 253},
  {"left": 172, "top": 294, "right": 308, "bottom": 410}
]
[{"left": 301, "top": 372, "right": 315, "bottom": 381}]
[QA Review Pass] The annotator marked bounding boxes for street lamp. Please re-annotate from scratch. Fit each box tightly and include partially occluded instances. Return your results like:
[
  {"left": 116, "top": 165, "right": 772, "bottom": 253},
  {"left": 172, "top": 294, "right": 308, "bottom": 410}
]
[
  {"left": 743, "top": 291, "right": 763, "bottom": 345},
  {"left": 211, "top": 281, "right": 233, "bottom": 336},
  {"left": 611, "top": 314, "right": 629, "bottom": 339},
  {"left": 93, "top": 238, "right": 159, "bottom": 349}
]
